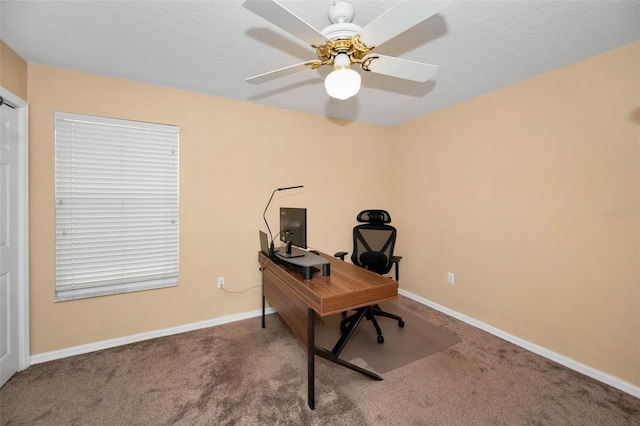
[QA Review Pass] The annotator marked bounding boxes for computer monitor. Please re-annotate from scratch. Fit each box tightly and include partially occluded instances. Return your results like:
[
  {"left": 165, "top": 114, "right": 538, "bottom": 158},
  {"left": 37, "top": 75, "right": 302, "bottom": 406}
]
[{"left": 280, "top": 207, "right": 307, "bottom": 252}]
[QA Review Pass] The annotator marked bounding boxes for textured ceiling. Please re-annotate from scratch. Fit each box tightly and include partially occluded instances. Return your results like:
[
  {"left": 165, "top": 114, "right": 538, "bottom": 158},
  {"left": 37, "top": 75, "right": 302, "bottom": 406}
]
[{"left": 1, "top": 0, "right": 639, "bottom": 126}]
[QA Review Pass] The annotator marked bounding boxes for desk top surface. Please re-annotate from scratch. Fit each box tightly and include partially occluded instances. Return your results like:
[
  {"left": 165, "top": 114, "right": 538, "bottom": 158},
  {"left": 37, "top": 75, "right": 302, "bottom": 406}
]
[{"left": 259, "top": 250, "right": 398, "bottom": 316}]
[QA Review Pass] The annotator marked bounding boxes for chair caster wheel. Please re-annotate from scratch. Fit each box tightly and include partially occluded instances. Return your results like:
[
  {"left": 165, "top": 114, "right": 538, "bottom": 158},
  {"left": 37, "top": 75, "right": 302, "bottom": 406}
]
[
  {"left": 377, "top": 335, "right": 384, "bottom": 344},
  {"left": 398, "top": 320, "right": 405, "bottom": 328}
]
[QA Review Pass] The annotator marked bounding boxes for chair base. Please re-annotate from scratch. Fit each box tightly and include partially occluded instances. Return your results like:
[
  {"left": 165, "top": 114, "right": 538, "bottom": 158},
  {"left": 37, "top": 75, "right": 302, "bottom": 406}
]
[{"left": 340, "top": 304, "right": 404, "bottom": 344}]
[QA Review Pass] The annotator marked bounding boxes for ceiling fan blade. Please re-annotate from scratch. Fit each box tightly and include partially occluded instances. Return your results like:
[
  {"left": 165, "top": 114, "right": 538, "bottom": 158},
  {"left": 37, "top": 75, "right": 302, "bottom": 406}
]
[
  {"left": 358, "top": 0, "right": 452, "bottom": 47},
  {"left": 242, "top": 0, "right": 329, "bottom": 47},
  {"left": 246, "top": 60, "right": 323, "bottom": 84},
  {"left": 361, "top": 54, "right": 438, "bottom": 83}
]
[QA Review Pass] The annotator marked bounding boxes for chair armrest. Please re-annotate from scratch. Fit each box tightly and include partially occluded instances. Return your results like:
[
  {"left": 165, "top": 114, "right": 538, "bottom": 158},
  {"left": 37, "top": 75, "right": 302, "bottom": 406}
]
[
  {"left": 391, "top": 255, "right": 402, "bottom": 263},
  {"left": 334, "top": 251, "right": 348, "bottom": 260}
]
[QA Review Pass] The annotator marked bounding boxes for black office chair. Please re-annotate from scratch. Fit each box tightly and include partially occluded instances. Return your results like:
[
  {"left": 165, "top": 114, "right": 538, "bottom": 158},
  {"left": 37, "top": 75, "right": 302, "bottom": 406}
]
[{"left": 335, "top": 210, "right": 404, "bottom": 344}]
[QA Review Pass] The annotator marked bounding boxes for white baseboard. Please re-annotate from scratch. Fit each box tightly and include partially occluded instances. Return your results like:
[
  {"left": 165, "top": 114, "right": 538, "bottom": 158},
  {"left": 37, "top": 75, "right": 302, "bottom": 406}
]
[
  {"left": 399, "top": 289, "right": 640, "bottom": 399},
  {"left": 30, "top": 307, "right": 276, "bottom": 365},
  {"left": 30, "top": 292, "right": 639, "bottom": 399}
]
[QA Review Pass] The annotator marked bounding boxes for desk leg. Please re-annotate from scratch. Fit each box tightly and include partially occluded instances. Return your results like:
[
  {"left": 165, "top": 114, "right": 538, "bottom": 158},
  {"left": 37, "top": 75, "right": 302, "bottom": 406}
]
[
  {"left": 261, "top": 275, "right": 265, "bottom": 329},
  {"left": 307, "top": 308, "right": 315, "bottom": 410},
  {"left": 315, "top": 347, "right": 383, "bottom": 381},
  {"left": 261, "top": 267, "right": 265, "bottom": 329}
]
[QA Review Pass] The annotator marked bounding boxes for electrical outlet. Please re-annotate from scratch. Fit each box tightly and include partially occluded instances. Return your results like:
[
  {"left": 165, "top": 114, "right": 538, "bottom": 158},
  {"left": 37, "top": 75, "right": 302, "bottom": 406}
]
[
  {"left": 447, "top": 272, "right": 454, "bottom": 284},
  {"left": 217, "top": 277, "right": 225, "bottom": 289}
]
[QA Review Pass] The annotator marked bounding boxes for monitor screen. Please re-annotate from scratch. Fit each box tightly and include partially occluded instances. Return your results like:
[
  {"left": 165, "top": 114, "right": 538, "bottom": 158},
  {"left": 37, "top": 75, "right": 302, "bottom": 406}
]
[{"left": 279, "top": 207, "right": 307, "bottom": 249}]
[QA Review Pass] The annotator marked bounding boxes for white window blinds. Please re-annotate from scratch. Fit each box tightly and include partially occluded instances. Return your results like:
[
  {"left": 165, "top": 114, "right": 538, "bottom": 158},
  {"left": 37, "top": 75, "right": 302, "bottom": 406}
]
[{"left": 54, "top": 112, "right": 179, "bottom": 301}]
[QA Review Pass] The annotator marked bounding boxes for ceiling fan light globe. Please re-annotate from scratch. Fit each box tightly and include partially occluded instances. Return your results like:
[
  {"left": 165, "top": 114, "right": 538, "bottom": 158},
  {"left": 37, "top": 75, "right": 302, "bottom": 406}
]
[{"left": 325, "top": 67, "right": 361, "bottom": 100}]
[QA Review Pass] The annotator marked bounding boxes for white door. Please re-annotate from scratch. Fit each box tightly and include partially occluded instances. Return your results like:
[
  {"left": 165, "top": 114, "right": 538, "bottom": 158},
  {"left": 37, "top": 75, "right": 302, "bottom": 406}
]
[{"left": 0, "top": 101, "right": 19, "bottom": 386}]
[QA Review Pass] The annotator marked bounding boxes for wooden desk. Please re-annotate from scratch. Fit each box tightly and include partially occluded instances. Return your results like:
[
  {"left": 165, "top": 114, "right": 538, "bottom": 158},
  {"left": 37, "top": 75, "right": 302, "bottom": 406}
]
[{"left": 259, "top": 251, "right": 398, "bottom": 409}]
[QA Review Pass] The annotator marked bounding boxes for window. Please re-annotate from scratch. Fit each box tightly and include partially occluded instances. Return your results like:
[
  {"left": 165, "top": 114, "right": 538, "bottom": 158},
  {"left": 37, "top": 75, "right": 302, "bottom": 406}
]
[{"left": 54, "top": 112, "right": 179, "bottom": 301}]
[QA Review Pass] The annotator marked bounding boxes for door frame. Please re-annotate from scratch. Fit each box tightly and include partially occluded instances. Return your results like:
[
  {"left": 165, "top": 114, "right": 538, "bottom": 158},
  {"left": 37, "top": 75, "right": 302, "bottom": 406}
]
[{"left": 1, "top": 87, "right": 30, "bottom": 371}]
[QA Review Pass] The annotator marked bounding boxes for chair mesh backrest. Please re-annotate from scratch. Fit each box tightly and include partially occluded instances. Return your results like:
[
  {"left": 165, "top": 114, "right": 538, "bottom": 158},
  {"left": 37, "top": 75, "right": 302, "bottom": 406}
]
[{"left": 351, "top": 223, "right": 396, "bottom": 275}]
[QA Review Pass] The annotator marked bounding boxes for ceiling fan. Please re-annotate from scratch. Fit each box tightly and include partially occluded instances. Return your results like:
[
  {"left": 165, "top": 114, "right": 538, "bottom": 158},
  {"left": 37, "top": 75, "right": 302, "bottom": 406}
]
[{"left": 242, "top": 0, "right": 452, "bottom": 100}]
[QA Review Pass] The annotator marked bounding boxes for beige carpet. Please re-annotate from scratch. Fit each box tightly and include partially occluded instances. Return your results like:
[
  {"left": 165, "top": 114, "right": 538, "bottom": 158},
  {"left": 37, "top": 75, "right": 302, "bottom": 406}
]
[
  {"left": 315, "top": 300, "right": 461, "bottom": 373},
  {"left": 1, "top": 295, "right": 639, "bottom": 425}
]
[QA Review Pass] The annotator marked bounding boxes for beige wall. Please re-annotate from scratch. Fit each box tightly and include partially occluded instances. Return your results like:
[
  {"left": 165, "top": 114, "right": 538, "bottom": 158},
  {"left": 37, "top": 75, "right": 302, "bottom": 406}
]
[
  {"left": 27, "top": 64, "right": 392, "bottom": 354},
  {"left": 0, "top": 40, "right": 28, "bottom": 99},
  {"left": 19, "top": 40, "right": 640, "bottom": 388},
  {"left": 390, "top": 41, "right": 640, "bottom": 387}
]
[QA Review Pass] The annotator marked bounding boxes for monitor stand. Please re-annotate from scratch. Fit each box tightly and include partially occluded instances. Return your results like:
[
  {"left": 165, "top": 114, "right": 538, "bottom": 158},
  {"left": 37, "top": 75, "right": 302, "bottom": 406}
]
[
  {"left": 275, "top": 243, "right": 305, "bottom": 258},
  {"left": 277, "top": 251, "right": 305, "bottom": 259},
  {"left": 277, "top": 241, "right": 304, "bottom": 258},
  {"left": 275, "top": 248, "right": 331, "bottom": 279}
]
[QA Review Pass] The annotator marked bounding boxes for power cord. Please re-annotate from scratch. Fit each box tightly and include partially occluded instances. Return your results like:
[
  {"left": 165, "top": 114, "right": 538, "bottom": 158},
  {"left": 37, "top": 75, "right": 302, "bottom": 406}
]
[{"left": 221, "top": 283, "right": 262, "bottom": 294}]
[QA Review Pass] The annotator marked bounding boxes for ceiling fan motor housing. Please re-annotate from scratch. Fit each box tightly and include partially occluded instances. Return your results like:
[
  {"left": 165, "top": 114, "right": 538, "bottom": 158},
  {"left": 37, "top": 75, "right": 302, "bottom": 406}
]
[
  {"left": 318, "top": 22, "right": 371, "bottom": 65},
  {"left": 321, "top": 23, "right": 360, "bottom": 41},
  {"left": 319, "top": 2, "right": 374, "bottom": 66}
]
